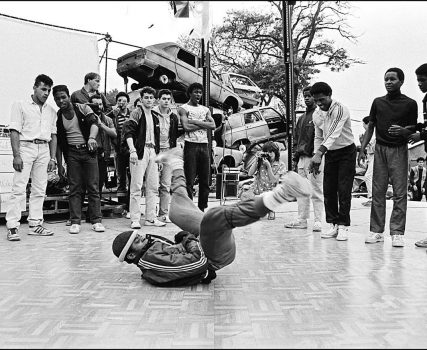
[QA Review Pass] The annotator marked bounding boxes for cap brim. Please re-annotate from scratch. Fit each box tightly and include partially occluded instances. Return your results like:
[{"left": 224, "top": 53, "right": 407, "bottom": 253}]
[{"left": 118, "top": 230, "right": 138, "bottom": 262}]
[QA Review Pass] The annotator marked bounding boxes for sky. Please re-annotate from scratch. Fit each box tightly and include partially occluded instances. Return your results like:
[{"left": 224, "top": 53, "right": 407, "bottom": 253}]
[{"left": 1, "top": 0, "right": 426, "bottom": 139}]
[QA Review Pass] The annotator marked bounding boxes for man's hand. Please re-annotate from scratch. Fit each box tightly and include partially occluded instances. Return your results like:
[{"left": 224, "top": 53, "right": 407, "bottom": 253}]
[
  {"left": 408, "top": 132, "right": 421, "bottom": 144},
  {"left": 388, "top": 124, "right": 411, "bottom": 137},
  {"left": 47, "top": 159, "right": 56, "bottom": 172},
  {"left": 87, "top": 138, "right": 98, "bottom": 152},
  {"left": 357, "top": 149, "right": 367, "bottom": 167},
  {"left": 308, "top": 153, "right": 322, "bottom": 176},
  {"left": 129, "top": 150, "right": 138, "bottom": 165},
  {"left": 413, "top": 185, "right": 418, "bottom": 192},
  {"left": 58, "top": 166, "right": 66, "bottom": 179},
  {"left": 13, "top": 155, "right": 23, "bottom": 172}
]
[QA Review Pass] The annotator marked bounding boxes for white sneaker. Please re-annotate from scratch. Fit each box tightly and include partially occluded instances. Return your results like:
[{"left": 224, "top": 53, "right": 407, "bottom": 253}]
[
  {"left": 69, "top": 224, "right": 80, "bottom": 234},
  {"left": 125, "top": 212, "right": 131, "bottom": 219},
  {"left": 145, "top": 218, "right": 166, "bottom": 227},
  {"left": 284, "top": 219, "right": 308, "bottom": 229},
  {"left": 392, "top": 235, "right": 405, "bottom": 247},
  {"left": 321, "top": 224, "right": 338, "bottom": 239},
  {"left": 336, "top": 225, "right": 348, "bottom": 241},
  {"left": 131, "top": 221, "right": 141, "bottom": 229},
  {"left": 312, "top": 221, "right": 322, "bottom": 232},
  {"left": 365, "top": 232, "right": 384, "bottom": 244},
  {"left": 158, "top": 215, "right": 172, "bottom": 223},
  {"left": 92, "top": 223, "right": 105, "bottom": 232}
]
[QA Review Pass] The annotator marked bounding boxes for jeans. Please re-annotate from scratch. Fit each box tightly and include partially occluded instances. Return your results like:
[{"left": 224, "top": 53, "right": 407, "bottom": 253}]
[
  {"left": 6, "top": 142, "right": 50, "bottom": 229},
  {"left": 115, "top": 150, "right": 129, "bottom": 192},
  {"left": 371, "top": 143, "right": 408, "bottom": 235},
  {"left": 129, "top": 147, "right": 159, "bottom": 222},
  {"left": 323, "top": 143, "right": 356, "bottom": 226},
  {"left": 158, "top": 148, "right": 173, "bottom": 216},
  {"left": 183, "top": 141, "right": 210, "bottom": 211},
  {"left": 169, "top": 169, "right": 270, "bottom": 271},
  {"left": 98, "top": 155, "right": 107, "bottom": 195},
  {"left": 67, "top": 147, "right": 101, "bottom": 225},
  {"left": 297, "top": 155, "right": 324, "bottom": 222}
]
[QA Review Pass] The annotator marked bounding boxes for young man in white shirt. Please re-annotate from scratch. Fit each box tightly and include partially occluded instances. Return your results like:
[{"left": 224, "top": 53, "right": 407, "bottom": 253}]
[{"left": 6, "top": 74, "right": 58, "bottom": 241}]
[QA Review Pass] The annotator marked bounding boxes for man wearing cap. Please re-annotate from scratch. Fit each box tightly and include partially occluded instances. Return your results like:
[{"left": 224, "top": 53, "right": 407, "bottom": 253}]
[
  {"left": 6, "top": 74, "right": 58, "bottom": 241},
  {"left": 112, "top": 147, "right": 312, "bottom": 287}
]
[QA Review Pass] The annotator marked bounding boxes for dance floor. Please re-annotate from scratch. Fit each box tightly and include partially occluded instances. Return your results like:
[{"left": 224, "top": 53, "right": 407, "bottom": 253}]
[{"left": 1, "top": 197, "right": 427, "bottom": 349}]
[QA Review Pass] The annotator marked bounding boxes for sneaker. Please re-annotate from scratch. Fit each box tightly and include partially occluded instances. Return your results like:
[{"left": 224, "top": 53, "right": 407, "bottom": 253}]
[
  {"left": 125, "top": 212, "right": 131, "bottom": 219},
  {"left": 28, "top": 225, "right": 54, "bottom": 236},
  {"left": 158, "top": 215, "right": 172, "bottom": 223},
  {"left": 276, "top": 171, "right": 311, "bottom": 202},
  {"left": 145, "top": 218, "right": 166, "bottom": 227},
  {"left": 267, "top": 211, "right": 276, "bottom": 220},
  {"left": 321, "top": 224, "right": 338, "bottom": 239},
  {"left": 7, "top": 228, "right": 20, "bottom": 241},
  {"left": 336, "top": 225, "right": 348, "bottom": 241},
  {"left": 362, "top": 199, "right": 372, "bottom": 207},
  {"left": 65, "top": 219, "right": 72, "bottom": 226},
  {"left": 92, "top": 223, "right": 105, "bottom": 232},
  {"left": 415, "top": 237, "right": 427, "bottom": 248},
  {"left": 312, "top": 221, "right": 322, "bottom": 232},
  {"left": 131, "top": 221, "right": 141, "bottom": 229},
  {"left": 365, "top": 232, "right": 384, "bottom": 244},
  {"left": 392, "top": 235, "right": 405, "bottom": 247},
  {"left": 284, "top": 219, "right": 308, "bottom": 229},
  {"left": 69, "top": 224, "right": 80, "bottom": 234}
]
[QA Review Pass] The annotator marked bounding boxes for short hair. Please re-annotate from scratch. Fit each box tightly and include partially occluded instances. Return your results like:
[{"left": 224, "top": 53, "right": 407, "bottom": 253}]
[
  {"left": 158, "top": 89, "right": 172, "bottom": 99},
  {"left": 262, "top": 141, "right": 280, "bottom": 161},
  {"left": 139, "top": 86, "right": 156, "bottom": 97},
  {"left": 89, "top": 94, "right": 102, "bottom": 102},
  {"left": 415, "top": 64, "right": 427, "bottom": 76},
  {"left": 52, "top": 85, "right": 70, "bottom": 97},
  {"left": 302, "top": 86, "right": 312, "bottom": 94},
  {"left": 115, "top": 91, "right": 130, "bottom": 102},
  {"left": 417, "top": 157, "right": 425, "bottom": 162},
  {"left": 84, "top": 72, "right": 100, "bottom": 84},
  {"left": 385, "top": 67, "right": 404, "bottom": 82},
  {"left": 187, "top": 82, "right": 204, "bottom": 95},
  {"left": 310, "top": 82, "right": 332, "bottom": 96},
  {"left": 362, "top": 116, "right": 370, "bottom": 125},
  {"left": 34, "top": 74, "right": 53, "bottom": 87}
]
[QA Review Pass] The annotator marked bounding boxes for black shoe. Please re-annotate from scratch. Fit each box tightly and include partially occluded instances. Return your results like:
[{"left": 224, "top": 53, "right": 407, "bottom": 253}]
[{"left": 201, "top": 269, "right": 217, "bottom": 284}]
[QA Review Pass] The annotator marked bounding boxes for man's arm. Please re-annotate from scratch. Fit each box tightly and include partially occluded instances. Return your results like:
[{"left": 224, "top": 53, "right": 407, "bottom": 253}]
[
  {"left": 10, "top": 130, "right": 23, "bottom": 172},
  {"left": 98, "top": 115, "right": 117, "bottom": 138},
  {"left": 178, "top": 107, "right": 202, "bottom": 132},
  {"left": 187, "top": 109, "right": 216, "bottom": 130},
  {"left": 47, "top": 134, "right": 57, "bottom": 172},
  {"left": 358, "top": 121, "right": 375, "bottom": 166},
  {"left": 56, "top": 144, "right": 65, "bottom": 178}
]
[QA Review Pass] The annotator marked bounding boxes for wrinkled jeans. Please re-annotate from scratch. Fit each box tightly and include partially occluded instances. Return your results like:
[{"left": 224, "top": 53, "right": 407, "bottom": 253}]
[{"left": 158, "top": 148, "right": 173, "bottom": 216}]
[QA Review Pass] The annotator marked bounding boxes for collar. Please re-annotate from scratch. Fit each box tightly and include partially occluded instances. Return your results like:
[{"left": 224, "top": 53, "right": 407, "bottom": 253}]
[
  {"left": 30, "top": 96, "right": 47, "bottom": 109},
  {"left": 386, "top": 91, "right": 402, "bottom": 99}
]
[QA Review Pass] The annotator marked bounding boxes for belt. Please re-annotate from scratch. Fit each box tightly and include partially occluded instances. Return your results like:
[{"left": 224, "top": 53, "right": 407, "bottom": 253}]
[
  {"left": 22, "top": 139, "right": 48, "bottom": 144},
  {"left": 145, "top": 143, "right": 155, "bottom": 148},
  {"left": 69, "top": 143, "right": 87, "bottom": 149}
]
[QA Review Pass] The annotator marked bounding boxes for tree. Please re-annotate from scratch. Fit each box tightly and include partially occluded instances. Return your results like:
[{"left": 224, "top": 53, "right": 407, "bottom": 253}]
[
  {"left": 105, "top": 88, "right": 119, "bottom": 106},
  {"left": 178, "top": 1, "right": 363, "bottom": 107}
]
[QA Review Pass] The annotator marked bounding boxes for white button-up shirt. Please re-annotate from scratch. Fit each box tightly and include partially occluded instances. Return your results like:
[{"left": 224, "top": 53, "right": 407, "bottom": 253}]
[{"left": 8, "top": 98, "right": 57, "bottom": 141}]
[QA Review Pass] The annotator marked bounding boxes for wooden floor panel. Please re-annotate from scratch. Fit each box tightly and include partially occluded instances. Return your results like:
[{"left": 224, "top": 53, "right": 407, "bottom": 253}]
[{"left": 1, "top": 197, "right": 427, "bottom": 348}]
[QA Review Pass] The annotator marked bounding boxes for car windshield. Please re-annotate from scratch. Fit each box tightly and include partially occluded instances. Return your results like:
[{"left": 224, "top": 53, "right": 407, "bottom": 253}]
[
  {"left": 230, "top": 75, "right": 256, "bottom": 86},
  {"left": 260, "top": 108, "right": 281, "bottom": 120}
]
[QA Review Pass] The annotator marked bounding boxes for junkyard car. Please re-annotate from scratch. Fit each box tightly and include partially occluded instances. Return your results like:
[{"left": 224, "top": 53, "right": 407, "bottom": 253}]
[
  {"left": 116, "top": 42, "right": 243, "bottom": 112},
  {"left": 221, "top": 72, "right": 262, "bottom": 108}
]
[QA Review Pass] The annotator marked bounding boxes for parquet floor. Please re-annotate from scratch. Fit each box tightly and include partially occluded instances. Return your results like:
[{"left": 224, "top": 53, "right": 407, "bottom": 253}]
[{"left": 1, "top": 197, "right": 427, "bottom": 348}]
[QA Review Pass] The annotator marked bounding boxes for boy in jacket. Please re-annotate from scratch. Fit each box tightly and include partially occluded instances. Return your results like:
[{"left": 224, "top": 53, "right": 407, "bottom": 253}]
[{"left": 113, "top": 147, "right": 312, "bottom": 287}]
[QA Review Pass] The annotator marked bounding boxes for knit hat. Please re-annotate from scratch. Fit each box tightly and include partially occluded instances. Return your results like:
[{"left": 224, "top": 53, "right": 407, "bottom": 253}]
[{"left": 112, "top": 230, "right": 138, "bottom": 262}]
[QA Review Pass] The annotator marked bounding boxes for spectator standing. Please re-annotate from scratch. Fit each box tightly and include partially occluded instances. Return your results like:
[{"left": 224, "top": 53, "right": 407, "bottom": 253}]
[
  {"left": 152, "top": 89, "right": 179, "bottom": 223},
  {"left": 285, "top": 86, "right": 324, "bottom": 231},
  {"left": 410, "top": 64, "right": 427, "bottom": 248},
  {"left": 409, "top": 157, "right": 426, "bottom": 201},
  {"left": 309, "top": 82, "right": 356, "bottom": 241},
  {"left": 178, "top": 83, "right": 216, "bottom": 212},
  {"left": 53, "top": 85, "right": 105, "bottom": 234},
  {"left": 359, "top": 67, "right": 417, "bottom": 247},
  {"left": 122, "top": 86, "right": 165, "bottom": 228},
  {"left": 71, "top": 72, "right": 110, "bottom": 111},
  {"left": 6, "top": 74, "right": 58, "bottom": 241},
  {"left": 360, "top": 116, "right": 376, "bottom": 207}
]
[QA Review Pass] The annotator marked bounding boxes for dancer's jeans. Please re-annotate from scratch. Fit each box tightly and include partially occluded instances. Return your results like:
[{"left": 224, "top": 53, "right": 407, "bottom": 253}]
[
  {"left": 6, "top": 142, "right": 50, "bottom": 229},
  {"left": 129, "top": 147, "right": 159, "bottom": 222},
  {"left": 67, "top": 147, "right": 101, "bottom": 225},
  {"left": 370, "top": 143, "right": 408, "bottom": 235},
  {"left": 297, "top": 155, "right": 324, "bottom": 222},
  {"left": 169, "top": 169, "right": 270, "bottom": 271}
]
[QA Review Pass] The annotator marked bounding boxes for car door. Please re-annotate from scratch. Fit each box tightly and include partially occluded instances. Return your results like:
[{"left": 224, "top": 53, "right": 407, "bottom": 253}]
[{"left": 244, "top": 110, "right": 270, "bottom": 142}]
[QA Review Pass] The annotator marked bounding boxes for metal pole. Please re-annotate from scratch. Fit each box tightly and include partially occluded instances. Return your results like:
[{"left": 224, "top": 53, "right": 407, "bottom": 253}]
[
  {"left": 104, "top": 40, "right": 108, "bottom": 94},
  {"left": 282, "top": 1, "right": 295, "bottom": 171}
]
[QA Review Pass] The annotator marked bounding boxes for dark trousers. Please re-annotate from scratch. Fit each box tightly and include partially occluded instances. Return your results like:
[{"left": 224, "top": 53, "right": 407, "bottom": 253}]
[
  {"left": 115, "top": 150, "right": 129, "bottom": 192},
  {"left": 371, "top": 143, "right": 408, "bottom": 235},
  {"left": 98, "top": 155, "right": 107, "bottom": 195},
  {"left": 183, "top": 141, "right": 210, "bottom": 211},
  {"left": 323, "top": 143, "right": 356, "bottom": 226},
  {"left": 67, "top": 147, "right": 101, "bottom": 225}
]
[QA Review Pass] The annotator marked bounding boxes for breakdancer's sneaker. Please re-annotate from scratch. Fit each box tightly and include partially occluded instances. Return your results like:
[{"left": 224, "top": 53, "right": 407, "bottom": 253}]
[
  {"left": 262, "top": 171, "right": 311, "bottom": 211},
  {"left": 154, "top": 144, "right": 184, "bottom": 170}
]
